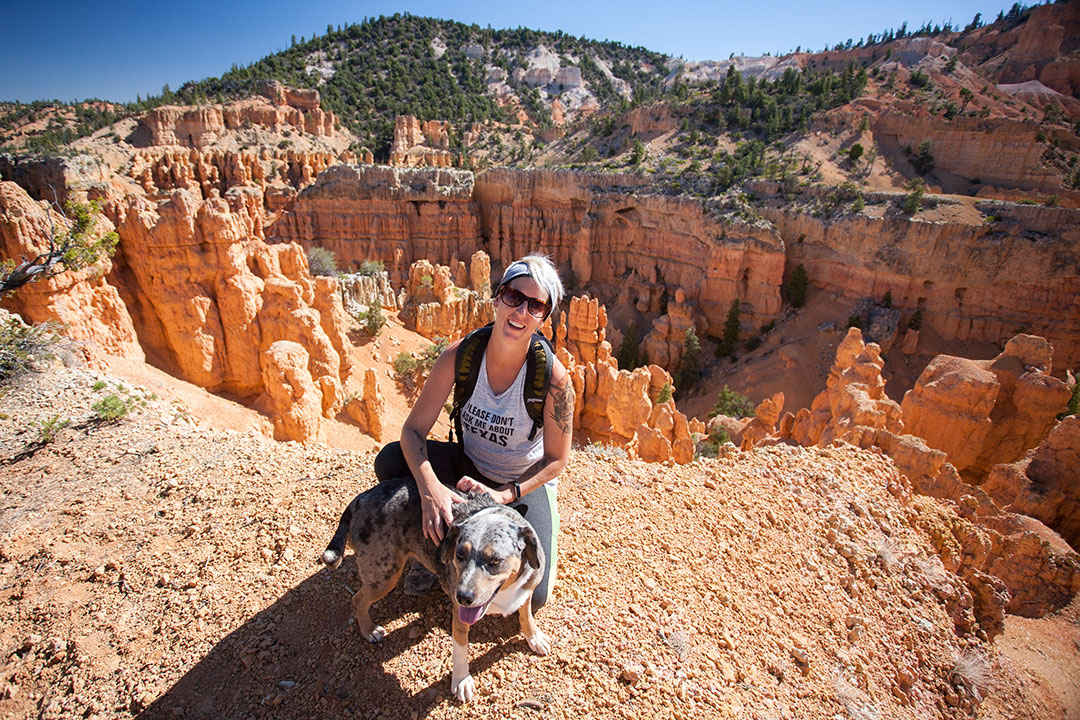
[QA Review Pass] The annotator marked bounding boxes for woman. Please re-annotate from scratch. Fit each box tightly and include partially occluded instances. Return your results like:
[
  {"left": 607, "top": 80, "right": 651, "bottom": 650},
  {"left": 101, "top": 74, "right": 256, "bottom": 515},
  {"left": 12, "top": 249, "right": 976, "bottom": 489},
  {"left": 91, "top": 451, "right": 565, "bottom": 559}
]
[{"left": 373, "top": 254, "right": 572, "bottom": 608}]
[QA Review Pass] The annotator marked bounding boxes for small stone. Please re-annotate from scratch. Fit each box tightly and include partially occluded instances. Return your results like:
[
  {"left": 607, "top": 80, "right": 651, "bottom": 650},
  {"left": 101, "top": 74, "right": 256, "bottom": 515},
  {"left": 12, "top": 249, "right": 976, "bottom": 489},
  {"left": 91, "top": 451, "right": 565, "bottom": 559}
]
[
  {"left": 620, "top": 664, "right": 643, "bottom": 685},
  {"left": 790, "top": 647, "right": 809, "bottom": 665},
  {"left": 281, "top": 548, "right": 295, "bottom": 562},
  {"left": 718, "top": 660, "right": 738, "bottom": 683}
]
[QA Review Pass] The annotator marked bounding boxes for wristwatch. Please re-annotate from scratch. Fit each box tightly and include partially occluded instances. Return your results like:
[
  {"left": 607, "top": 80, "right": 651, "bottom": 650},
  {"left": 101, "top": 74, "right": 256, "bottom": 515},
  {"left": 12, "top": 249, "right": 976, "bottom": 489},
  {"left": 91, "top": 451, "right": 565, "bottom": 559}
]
[{"left": 511, "top": 482, "right": 522, "bottom": 501}]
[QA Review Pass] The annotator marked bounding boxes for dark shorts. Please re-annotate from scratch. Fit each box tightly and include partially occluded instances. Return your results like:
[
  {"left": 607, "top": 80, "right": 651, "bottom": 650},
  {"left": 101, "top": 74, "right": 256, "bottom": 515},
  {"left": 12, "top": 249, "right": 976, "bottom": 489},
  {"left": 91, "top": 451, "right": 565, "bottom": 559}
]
[{"left": 374, "top": 440, "right": 558, "bottom": 610}]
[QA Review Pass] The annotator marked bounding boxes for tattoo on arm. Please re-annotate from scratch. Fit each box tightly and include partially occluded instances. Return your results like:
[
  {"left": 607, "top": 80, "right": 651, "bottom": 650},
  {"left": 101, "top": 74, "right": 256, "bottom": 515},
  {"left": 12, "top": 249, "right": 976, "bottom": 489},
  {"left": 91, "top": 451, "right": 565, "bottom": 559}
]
[
  {"left": 549, "top": 376, "right": 574, "bottom": 435},
  {"left": 411, "top": 428, "right": 427, "bottom": 460}
]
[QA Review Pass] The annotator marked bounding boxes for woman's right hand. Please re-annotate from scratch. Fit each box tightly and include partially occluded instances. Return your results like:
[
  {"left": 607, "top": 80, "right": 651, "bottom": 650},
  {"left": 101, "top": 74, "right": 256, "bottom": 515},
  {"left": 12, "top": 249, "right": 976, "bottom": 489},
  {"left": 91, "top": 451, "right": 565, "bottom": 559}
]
[{"left": 420, "top": 481, "right": 464, "bottom": 545}]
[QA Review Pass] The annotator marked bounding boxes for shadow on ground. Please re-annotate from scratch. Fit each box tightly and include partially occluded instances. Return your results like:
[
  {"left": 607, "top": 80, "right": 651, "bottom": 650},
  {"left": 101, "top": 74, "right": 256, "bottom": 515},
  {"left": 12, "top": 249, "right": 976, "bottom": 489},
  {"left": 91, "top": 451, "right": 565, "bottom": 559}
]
[{"left": 142, "top": 561, "right": 525, "bottom": 719}]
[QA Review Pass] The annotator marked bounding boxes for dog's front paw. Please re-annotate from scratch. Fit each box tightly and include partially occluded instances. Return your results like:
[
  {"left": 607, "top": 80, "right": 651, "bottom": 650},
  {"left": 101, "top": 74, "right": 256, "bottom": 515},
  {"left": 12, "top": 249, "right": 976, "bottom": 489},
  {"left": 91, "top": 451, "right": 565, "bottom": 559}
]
[
  {"left": 526, "top": 629, "right": 550, "bottom": 656},
  {"left": 451, "top": 673, "right": 475, "bottom": 702},
  {"left": 366, "top": 625, "right": 386, "bottom": 643}
]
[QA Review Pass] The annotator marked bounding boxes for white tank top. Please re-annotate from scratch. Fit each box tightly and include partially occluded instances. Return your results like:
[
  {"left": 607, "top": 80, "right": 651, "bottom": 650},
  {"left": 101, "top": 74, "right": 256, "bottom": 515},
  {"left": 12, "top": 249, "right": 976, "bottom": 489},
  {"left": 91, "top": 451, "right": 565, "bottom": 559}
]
[{"left": 460, "top": 352, "right": 547, "bottom": 487}]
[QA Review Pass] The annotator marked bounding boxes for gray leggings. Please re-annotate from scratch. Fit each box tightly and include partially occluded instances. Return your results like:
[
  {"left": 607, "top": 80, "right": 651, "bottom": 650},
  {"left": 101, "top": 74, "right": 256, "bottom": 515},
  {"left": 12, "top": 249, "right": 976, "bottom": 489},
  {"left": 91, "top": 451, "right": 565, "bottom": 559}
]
[{"left": 373, "top": 440, "right": 558, "bottom": 609}]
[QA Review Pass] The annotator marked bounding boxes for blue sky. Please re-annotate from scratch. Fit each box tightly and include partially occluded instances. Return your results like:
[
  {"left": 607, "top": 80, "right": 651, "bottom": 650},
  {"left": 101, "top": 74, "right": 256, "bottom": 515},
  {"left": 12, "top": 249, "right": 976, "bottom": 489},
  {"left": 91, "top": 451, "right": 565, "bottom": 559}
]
[{"left": 1, "top": 0, "right": 1020, "bottom": 103}]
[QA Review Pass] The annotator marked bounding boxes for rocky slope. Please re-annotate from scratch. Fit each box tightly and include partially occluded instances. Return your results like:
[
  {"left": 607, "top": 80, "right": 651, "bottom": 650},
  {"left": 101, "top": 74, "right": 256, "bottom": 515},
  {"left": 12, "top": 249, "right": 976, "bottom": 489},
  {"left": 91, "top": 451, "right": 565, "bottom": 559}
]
[{"left": 1, "top": 360, "right": 1077, "bottom": 720}]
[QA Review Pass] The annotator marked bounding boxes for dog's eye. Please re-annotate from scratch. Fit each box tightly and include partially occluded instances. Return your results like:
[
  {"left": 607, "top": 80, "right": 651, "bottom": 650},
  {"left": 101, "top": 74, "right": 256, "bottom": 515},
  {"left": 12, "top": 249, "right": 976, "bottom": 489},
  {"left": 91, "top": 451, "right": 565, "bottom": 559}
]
[
  {"left": 456, "top": 547, "right": 468, "bottom": 562},
  {"left": 486, "top": 558, "right": 502, "bottom": 571}
]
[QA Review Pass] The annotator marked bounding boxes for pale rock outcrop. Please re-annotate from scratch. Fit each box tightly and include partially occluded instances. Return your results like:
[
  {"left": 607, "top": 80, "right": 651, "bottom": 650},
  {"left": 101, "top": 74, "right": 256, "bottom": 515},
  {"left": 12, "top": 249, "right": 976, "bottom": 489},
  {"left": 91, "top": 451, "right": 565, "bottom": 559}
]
[
  {"left": 983, "top": 416, "right": 1080, "bottom": 549},
  {"left": 398, "top": 253, "right": 494, "bottom": 340},
  {"left": 642, "top": 288, "right": 698, "bottom": 371},
  {"left": 345, "top": 368, "right": 386, "bottom": 441},
  {"left": 262, "top": 341, "right": 321, "bottom": 443},
  {"left": 339, "top": 271, "right": 399, "bottom": 316},
  {"left": 389, "top": 116, "right": 455, "bottom": 168},
  {"left": 901, "top": 334, "right": 1073, "bottom": 480},
  {"left": 740, "top": 392, "right": 785, "bottom": 450},
  {"left": 557, "top": 295, "right": 694, "bottom": 463},
  {"left": 0, "top": 182, "right": 142, "bottom": 363}
]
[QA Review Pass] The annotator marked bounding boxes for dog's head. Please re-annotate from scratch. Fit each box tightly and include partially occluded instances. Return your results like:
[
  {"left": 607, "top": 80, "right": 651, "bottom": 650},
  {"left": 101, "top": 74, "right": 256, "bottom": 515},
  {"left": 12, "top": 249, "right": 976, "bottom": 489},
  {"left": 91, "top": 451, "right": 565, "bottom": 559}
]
[{"left": 439, "top": 495, "right": 542, "bottom": 625}]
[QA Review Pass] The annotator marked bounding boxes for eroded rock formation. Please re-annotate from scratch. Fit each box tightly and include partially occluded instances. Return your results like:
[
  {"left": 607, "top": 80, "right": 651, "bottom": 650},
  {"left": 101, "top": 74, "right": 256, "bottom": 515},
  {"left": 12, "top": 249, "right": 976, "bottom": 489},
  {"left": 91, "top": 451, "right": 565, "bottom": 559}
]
[
  {"left": 555, "top": 295, "right": 695, "bottom": 464},
  {"left": 740, "top": 392, "right": 785, "bottom": 450},
  {"left": 782, "top": 328, "right": 1080, "bottom": 626},
  {"left": 789, "top": 328, "right": 903, "bottom": 447},
  {"left": 983, "top": 415, "right": 1080, "bottom": 548},
  {"left": 137, "top": 92, "right": 337, "bottom": 149},
  {"left": 110, "top": 188, "right": 349, "bottom": 415},
  {"left": 398, "top": 252, "right": 494, "bottom": 340},
  {"left": 262, "top": 341, "right": 321, "bottom": 443},
  {"left": 388, "top": 115, "right": 476, "bottom": 168},
  {"left": 642, "top": 288, "right": 697, "bottom": 370},
  {"left": 345, "top": 368, "right": 386, "bottom": 442},
  {"left": 129, "top": 148, "right": 346, "bottom": 202},
  {"left": 901, "top": 334, "right": 1074, "bottom": 480},
  {"left": 0, "top": 182, "right": 142, "bottom": 363}
]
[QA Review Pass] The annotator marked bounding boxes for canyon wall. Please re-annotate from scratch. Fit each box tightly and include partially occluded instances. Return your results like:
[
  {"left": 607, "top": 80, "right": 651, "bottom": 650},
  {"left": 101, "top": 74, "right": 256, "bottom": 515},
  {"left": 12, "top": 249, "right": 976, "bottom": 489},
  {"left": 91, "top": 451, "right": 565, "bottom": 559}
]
[
  {"left": 474, "top": 169, "right": 785, "bottom": 334},
  {"left": 267, "top": 165, "right": 482, "bottom": 282},
  {"left": 872, "top": 113, "right": 1075, "bottom": 195},
  {"left": 759, "top": 199, "right": 1080, "bottom": 368},
  {"left": 269, "top": 166, "right": 786, "bottom": 336}
]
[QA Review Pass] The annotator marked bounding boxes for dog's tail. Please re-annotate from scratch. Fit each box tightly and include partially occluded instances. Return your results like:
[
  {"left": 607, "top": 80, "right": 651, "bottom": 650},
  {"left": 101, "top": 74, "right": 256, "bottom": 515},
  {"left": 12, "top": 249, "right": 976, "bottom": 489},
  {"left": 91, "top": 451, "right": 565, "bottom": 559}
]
[{"left": 321, "top": 501, "right": 353, "bottom": 570}]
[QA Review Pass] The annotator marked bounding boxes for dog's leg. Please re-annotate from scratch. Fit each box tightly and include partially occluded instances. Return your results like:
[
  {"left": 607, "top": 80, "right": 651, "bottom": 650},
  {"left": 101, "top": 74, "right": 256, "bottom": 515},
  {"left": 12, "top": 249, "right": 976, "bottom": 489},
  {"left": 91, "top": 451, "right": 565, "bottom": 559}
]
[
  {"left": 518, "top": 595, "right": 550, "bottom": 655},
  {"left": 450, "top": 612, "right": 475, "bottom": 702},
  {"left": 351, "top": 559, "right": 407, "bottom": 642}
]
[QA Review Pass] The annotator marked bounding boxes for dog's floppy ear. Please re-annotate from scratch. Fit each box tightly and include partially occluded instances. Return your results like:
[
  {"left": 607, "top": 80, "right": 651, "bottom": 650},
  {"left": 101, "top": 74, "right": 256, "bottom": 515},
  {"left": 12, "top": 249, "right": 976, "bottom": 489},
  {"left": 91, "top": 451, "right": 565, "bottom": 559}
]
[
  {"left": 518, "top": 523, "right": 541, "bottom": 570},
  {"left": 439, "top": 523, "right": 461, "bottom": 565}
]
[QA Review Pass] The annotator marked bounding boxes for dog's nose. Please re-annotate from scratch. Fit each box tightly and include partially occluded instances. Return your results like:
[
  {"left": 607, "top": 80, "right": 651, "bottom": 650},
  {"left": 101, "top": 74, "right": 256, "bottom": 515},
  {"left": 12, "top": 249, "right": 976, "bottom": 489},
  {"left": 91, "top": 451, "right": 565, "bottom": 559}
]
[{"left": 456, "top": 589, "right": 475, "bottom": 605}]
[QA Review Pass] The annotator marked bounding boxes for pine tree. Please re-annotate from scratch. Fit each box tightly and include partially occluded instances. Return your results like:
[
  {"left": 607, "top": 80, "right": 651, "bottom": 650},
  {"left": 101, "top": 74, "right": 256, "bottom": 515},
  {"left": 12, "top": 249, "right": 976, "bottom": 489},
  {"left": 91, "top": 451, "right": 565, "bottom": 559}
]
[
  {"left": 717, "top": 299, "right": 741, "bottom": 357},
  {"left": 677, "top": 328, "right": 702, "bottom": 394},
  {"left": 784, "top": 265, "right": 808, "bottom": 308}
]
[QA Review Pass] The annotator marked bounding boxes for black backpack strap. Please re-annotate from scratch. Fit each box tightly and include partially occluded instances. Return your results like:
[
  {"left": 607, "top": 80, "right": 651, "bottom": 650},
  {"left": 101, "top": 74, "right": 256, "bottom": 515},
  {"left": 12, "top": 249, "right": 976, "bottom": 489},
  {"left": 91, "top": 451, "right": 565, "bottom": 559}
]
[
  {"left": 450, "top": 325, "right": 492, "bottom": 443},
  {"left": 524, "top": 332, "right": 554, "bottom": 440}
]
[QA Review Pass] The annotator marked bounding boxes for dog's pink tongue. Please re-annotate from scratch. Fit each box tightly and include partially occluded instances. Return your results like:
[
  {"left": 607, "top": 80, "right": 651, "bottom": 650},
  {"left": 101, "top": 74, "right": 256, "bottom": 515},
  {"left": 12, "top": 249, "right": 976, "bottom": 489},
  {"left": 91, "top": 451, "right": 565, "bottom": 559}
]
[{"left": 458, "top": 603, "right": 487, "bottom": 625}]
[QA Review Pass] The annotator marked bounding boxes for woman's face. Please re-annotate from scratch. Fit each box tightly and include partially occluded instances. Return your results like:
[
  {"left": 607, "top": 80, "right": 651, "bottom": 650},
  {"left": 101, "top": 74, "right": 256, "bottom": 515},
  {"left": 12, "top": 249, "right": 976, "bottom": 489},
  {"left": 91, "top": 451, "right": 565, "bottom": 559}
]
[{"left": 494, "top": 275, "right": 548, "bottom": 341}]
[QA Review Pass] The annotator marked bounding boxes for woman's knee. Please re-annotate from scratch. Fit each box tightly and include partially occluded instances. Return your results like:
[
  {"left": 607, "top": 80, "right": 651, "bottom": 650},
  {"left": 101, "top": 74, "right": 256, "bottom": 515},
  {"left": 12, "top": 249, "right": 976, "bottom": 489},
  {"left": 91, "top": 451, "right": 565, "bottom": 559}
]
[{"left": 374, "top": 442, "right": 407, "bottom": 482}]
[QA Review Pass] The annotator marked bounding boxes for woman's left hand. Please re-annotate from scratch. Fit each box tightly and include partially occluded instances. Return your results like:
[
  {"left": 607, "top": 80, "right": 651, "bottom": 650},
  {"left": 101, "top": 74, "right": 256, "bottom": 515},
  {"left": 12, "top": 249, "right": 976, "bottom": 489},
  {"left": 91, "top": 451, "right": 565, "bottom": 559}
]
[{"left": 457, "top": 475, "right": 513, "bottom": 505}]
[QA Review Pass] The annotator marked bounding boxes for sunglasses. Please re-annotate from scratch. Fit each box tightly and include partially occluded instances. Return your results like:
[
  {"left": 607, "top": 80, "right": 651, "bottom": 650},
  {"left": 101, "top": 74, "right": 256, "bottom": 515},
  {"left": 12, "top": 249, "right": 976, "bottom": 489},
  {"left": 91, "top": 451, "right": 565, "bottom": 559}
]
[{"left": 498, "top": 287, "right": 550, "bottom": 318}]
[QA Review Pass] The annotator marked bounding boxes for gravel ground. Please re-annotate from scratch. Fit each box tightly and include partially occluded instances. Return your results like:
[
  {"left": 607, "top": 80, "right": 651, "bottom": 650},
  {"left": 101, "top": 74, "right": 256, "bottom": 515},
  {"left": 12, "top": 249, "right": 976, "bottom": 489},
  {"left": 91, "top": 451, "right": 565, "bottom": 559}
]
[{"left": 0, "top": 362, "right": 1068, "bottom": 719}]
